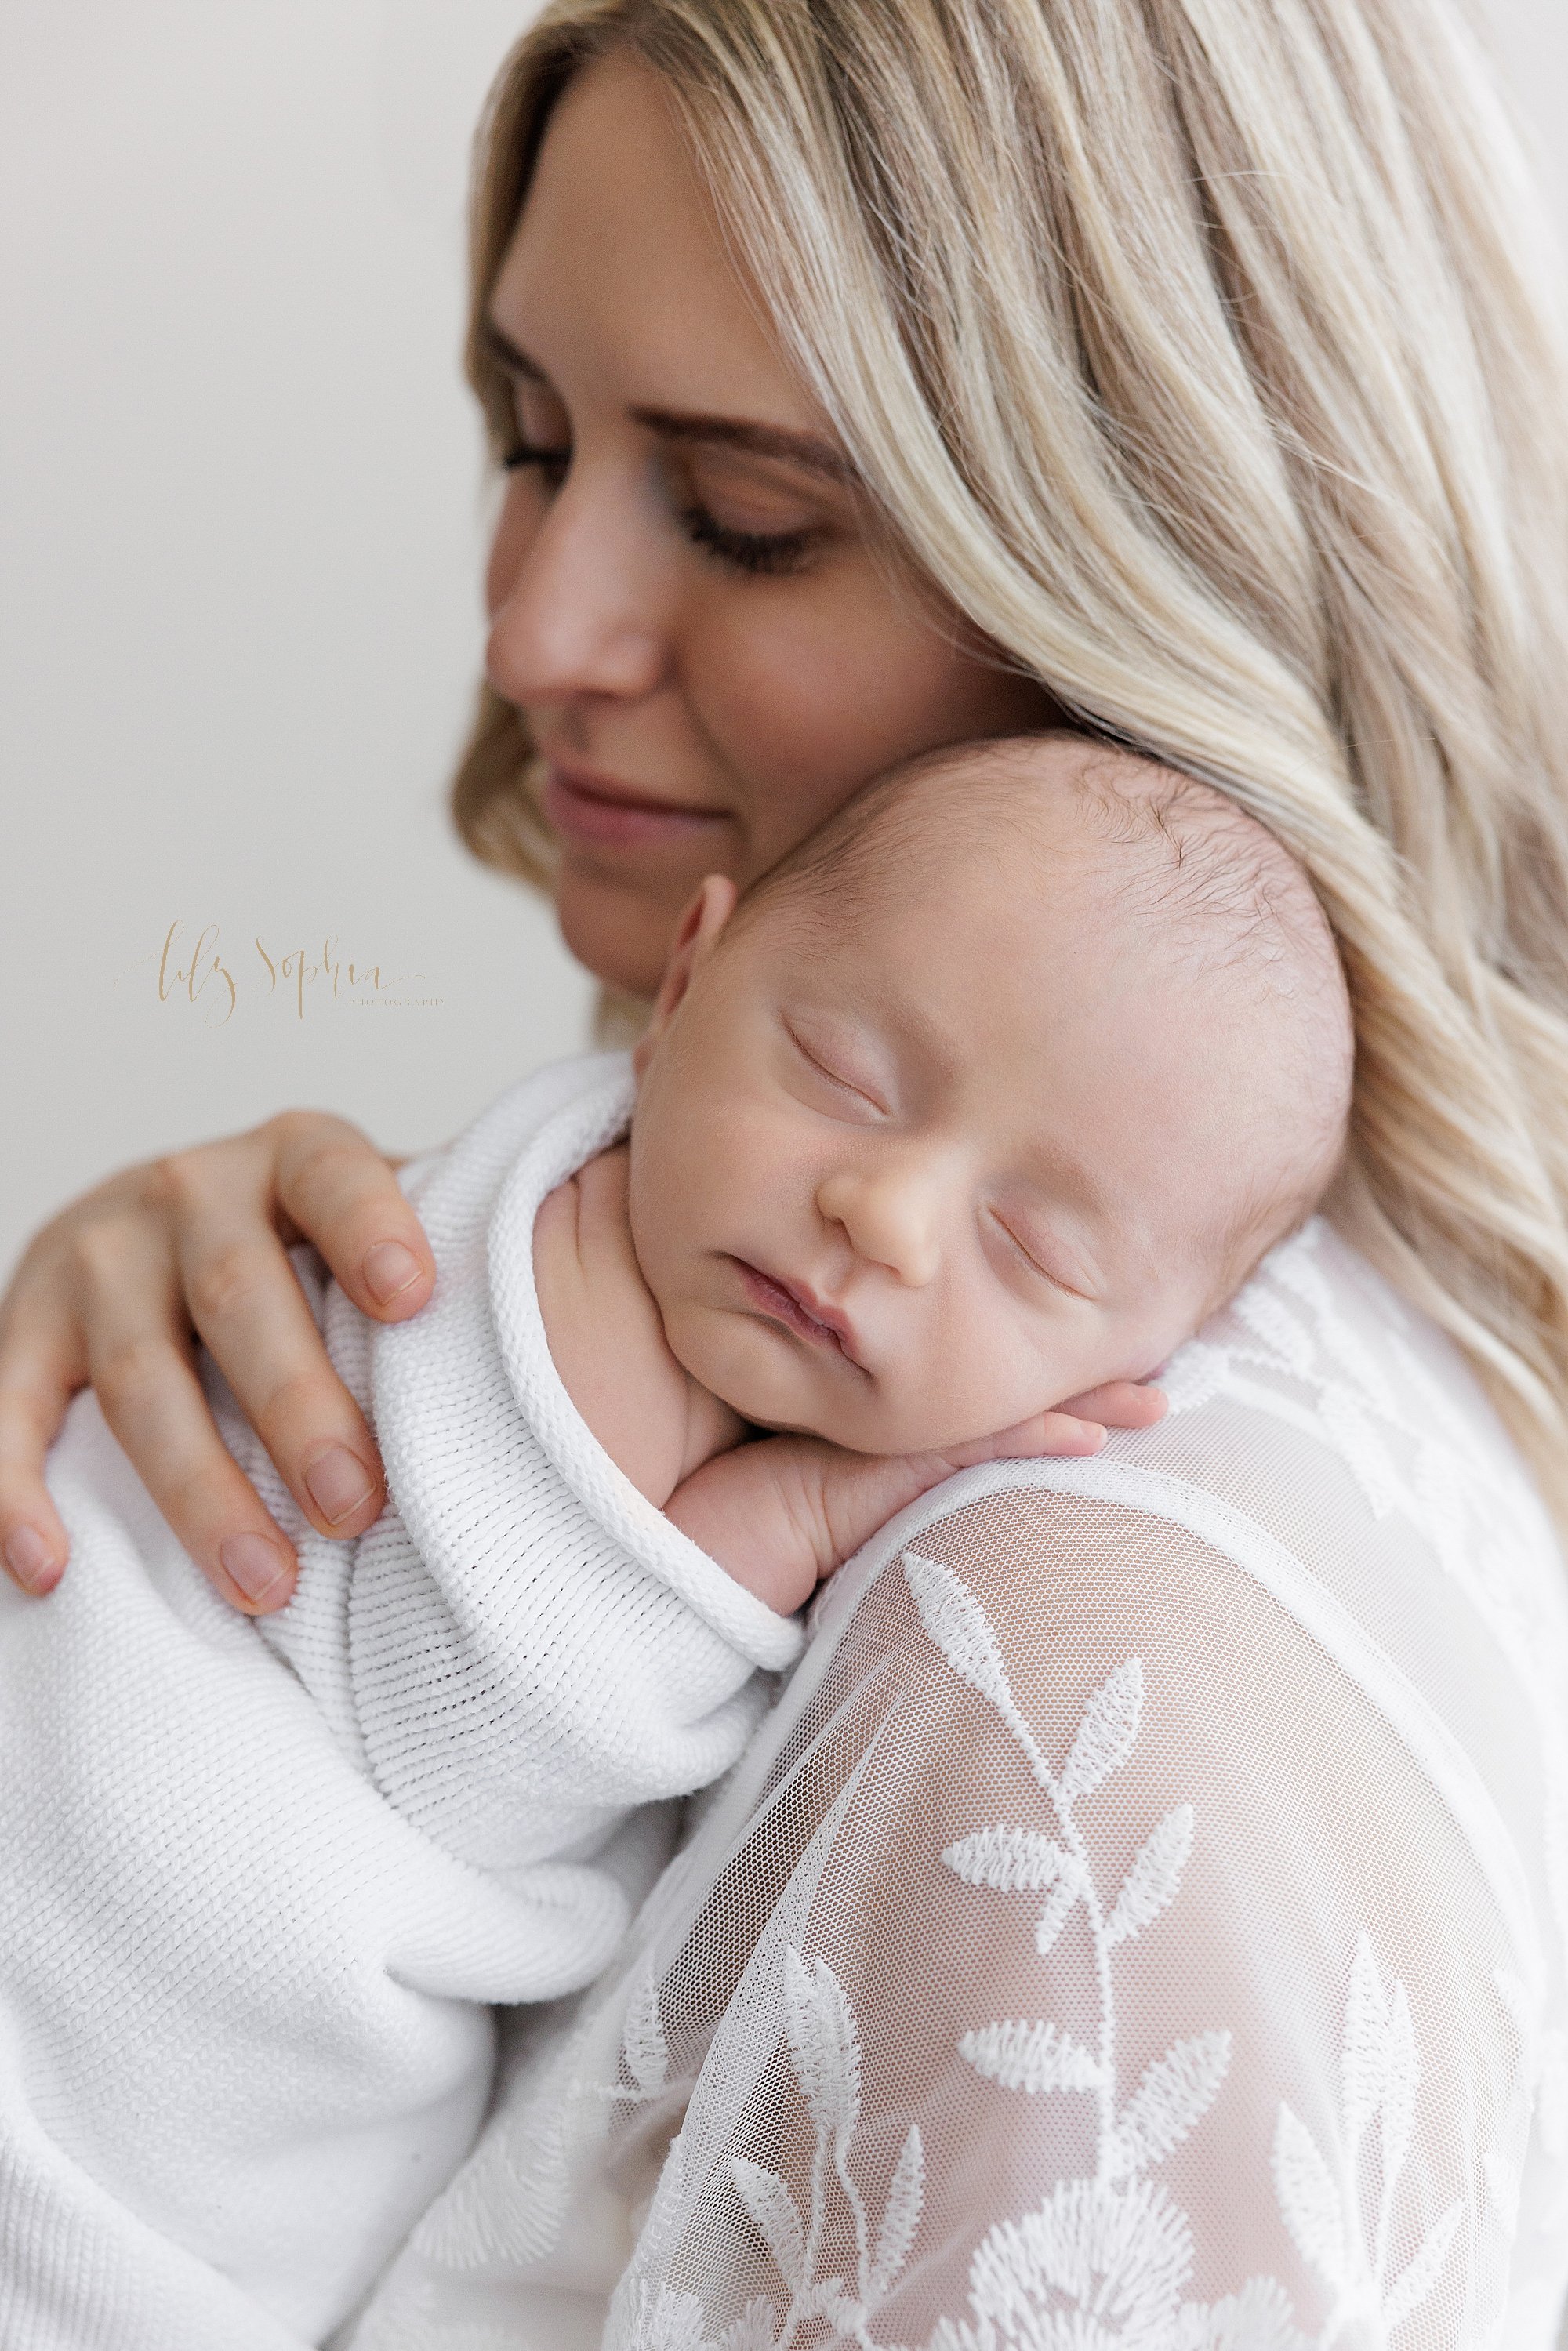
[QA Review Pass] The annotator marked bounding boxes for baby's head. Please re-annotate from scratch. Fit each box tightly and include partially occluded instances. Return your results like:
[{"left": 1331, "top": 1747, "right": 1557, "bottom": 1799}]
[{"left": 628, "top": 732, "right": 1352, "bottom": 1454}]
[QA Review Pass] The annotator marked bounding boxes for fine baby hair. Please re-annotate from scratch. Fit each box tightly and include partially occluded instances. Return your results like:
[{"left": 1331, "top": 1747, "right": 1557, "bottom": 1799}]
[{"left": 738, "top": 726, "right": 1355, "bottom": 1300}]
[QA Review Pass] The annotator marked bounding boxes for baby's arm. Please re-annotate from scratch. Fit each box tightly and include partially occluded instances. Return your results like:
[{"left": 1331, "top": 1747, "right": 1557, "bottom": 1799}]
[{"left": 665, "top": 1397, "right": 1160, "bottom": 1616}]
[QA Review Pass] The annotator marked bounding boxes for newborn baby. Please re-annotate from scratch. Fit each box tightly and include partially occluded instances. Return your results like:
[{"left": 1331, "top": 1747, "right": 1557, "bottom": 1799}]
[
  {"left": 11, "top": 734, "right": 1351, "bottom": 2349},
  {"left": 544, "top": 735, "right": 1351, "bottom": 1612}
]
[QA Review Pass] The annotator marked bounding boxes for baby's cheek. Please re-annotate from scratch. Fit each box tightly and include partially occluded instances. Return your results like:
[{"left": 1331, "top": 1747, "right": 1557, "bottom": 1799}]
[
  {"left": 913, "top": 1313, "right": 1079, "bottom": 1448},
  {"left": 851, "top": 1321, "right": 1029, "bottom": 1455}
]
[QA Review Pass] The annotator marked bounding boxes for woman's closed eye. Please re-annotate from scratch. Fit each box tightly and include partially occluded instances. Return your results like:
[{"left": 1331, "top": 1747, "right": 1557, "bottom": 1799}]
[
  {"left": 503, "top": 438, "right": 571, "bottom": 488},
  {"left": 501, "top": 439, "right": 822, "bottom": 576},
  {"left": 678, "top": 505, "right": 823, "bottom": 577}
]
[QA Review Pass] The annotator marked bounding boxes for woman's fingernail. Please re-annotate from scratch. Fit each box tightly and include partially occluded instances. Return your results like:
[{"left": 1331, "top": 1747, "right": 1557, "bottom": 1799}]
[
  {"left": 219, "top": 1533, "right": 291, "bottom": 1607},
  {"left": 303, "top": 1446, "right": 376, "bottom": 1527},
  {"left": 363, "top": 1241, "right": 423, "bottom": 1305},
  {"left": 4, "top": 1525, "right": 57, "bottom": 1592}
]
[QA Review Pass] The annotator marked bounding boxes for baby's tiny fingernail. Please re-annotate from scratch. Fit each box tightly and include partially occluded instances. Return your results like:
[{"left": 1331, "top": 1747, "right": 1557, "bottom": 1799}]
[
  {"left": 4, "top": 1525, "right": 58, "bottom": 1593},
  {"left": 1080, "top": 1421, "right": 1108, "bottom": 1450},
  {"left": 303, "top": 1446, "right": 376, "bottom": 1527},
  {"left": 219, "top": 1533, "right": 292, "bottom": 1608},
  {"left": 363, "top": 1241, "right": 423, "bottom": 1305}
]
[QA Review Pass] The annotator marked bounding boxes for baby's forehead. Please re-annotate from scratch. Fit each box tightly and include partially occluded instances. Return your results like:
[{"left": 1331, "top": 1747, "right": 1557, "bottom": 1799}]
[
  {"left": 779, "top": 735, "right": 1308, "bottom": 969},
  {"left": 746, "top": 731, "right": 1352, "bottom": 1283}
]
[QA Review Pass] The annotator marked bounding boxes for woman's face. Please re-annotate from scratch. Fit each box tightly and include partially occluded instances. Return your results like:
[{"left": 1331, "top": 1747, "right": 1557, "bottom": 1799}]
[{"left": 482, "top": 51, "right": 1061, "bottom": 996}]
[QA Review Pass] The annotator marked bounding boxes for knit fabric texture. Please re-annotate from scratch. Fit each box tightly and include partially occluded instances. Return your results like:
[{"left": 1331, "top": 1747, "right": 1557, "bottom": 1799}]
[{"left": 9, "top": 1050, "right": 799, "bottom": 2349}]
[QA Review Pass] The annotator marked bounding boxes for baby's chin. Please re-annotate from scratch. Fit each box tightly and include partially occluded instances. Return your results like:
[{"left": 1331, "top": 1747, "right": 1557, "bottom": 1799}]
[{"left": 664, "top": 1303, "right": 997, "bottom": 1457}]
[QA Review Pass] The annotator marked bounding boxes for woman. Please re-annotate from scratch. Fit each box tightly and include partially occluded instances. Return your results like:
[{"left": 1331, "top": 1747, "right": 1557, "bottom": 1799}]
[{"left": 3, "top": 1, "right": 1567, "bottom": 2342}]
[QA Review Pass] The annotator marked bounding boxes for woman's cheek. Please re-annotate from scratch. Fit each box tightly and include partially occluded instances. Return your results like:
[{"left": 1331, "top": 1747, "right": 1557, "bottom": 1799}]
[{"left": 688, "top": 601, "right": 926, "bottom": 869}]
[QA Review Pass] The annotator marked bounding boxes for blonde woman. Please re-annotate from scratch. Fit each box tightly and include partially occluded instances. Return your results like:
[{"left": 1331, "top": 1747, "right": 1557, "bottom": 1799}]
[{"left": 3, "top": 2, "right": 1568, "bottom": 2343}]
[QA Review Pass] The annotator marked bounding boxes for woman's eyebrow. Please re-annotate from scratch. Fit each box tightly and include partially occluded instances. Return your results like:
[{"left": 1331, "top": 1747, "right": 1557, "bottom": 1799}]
[
  {"left": 478, "top": 320, "right": 852, "bottom": 484},
  {"left": 628, "top": 408, "right": 854, "bottom": 484}
]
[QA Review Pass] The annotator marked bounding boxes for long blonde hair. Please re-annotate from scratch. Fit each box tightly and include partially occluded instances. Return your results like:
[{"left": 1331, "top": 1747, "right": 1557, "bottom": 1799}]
[{"left": 452, "top": 0, "right": 1568, "bottom": 1521}]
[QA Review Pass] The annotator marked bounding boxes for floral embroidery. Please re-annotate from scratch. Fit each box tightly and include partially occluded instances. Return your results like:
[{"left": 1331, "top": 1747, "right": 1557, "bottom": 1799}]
[{"left": 614, "top": 1556, "right": 1463, "bottom": 2351}]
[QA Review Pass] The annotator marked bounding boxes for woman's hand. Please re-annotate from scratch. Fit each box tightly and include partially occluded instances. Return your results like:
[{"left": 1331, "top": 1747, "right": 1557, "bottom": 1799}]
[{"left": 0, "top": 1114, "right": 437, "bottom": 1614}]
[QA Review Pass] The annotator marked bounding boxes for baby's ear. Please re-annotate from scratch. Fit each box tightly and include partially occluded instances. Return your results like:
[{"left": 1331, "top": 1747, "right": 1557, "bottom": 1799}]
[{"left": 633, "top": 876, "right": 738, "bottom": 1080}]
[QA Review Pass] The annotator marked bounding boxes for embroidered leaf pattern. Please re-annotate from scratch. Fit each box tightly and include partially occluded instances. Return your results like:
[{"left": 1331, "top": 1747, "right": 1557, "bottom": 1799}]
[
  {"left": 1034, "top": 1870, "right": 1081, "bottom": 1956},
  {"left": 902, "top": 1553, "right": 1034, "bottom": 1754},
  {"left": 868, "top": 2124, "right": 923, "bottom": 2297},
  {"left": 615, "top": 1541, "right": 1490, "bottom": 2351},
  {"left": 1381, "top": 2201, "right": 1461, "bottom": 2331},
  {"left": 782, "top": 1949, "right": 860, "bottom": 2157},
  {"left": 716, "top": 2301, "right": 782, "bottom": 2351},
  {"left": 1110, "top": 2030, "right": 1232, "bottom": 2176},
  {"left": 1058, "top": 1659, "right": 1143, "bottom": 1803},
  {"left": 959, "top": 2018, "right": 1103, "bottom": 2092},
  {"left": 1380, "top": 1979, "right": 1418, "bottom": 2189},
  {"left": 730, "top": 2159, "right": 804, "bottom": 2291},
  {"left": 1272, "top": 2105, "right": 1347, "bottom": 2288},
  {"left": 1105, "top": 1804, "right": 1193, "bottom": 1946},
  {"left": 942, "top": 1826, "right": 1067, "bottom": 1893},
  {"left": 1341, "top": 1931, "right": 1390, "bottom": 2142},
  {"left": 622, "top": 1971, "right": 670, "bottom": 2099}
]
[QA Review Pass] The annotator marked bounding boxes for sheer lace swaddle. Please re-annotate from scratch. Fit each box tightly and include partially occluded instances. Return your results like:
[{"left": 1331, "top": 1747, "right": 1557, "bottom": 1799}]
[
  {"left": 343, "top": 1221, "right": 1568, "bottom": 2351},
  {"left": 5, "top": 1052, "right": 798, "bottom": 2349}
]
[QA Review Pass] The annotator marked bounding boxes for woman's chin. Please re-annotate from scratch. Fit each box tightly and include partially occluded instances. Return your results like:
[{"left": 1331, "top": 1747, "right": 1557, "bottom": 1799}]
[{"left": 555, "top": 865, "right": 682, "bottom": 1001}]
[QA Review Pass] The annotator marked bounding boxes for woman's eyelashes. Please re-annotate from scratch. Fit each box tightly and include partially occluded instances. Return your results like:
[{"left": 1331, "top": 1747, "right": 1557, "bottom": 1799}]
[
  {"left": 502, "top": 441, "right": 818, "bottom": 574},
  {"left": 503, "top": 440, "right": 570, "bottom": 486}
]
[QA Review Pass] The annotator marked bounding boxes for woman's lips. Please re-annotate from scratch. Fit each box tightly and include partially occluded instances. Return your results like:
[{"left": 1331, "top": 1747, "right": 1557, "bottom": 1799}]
[
  {"left": 541, "top": 763, "right": 732, "bottom": 852},
  {"left": 734, "top": 1260, "right": 860, "bottom": 1364}
]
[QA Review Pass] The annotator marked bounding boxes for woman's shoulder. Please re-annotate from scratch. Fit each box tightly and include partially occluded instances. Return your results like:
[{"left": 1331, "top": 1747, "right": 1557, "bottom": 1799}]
[
  {"left": 924, "top": 1213, "right": 1568, "bottom": 1649},
  {"left": 800, "top": 1213, "right": 1568, "bottom": 1999}
]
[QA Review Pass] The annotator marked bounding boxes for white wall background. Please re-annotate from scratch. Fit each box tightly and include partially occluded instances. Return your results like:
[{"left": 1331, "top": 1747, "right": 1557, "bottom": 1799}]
[{"left": 2, "top": 0, "right": 1565, "bottom": 1278}]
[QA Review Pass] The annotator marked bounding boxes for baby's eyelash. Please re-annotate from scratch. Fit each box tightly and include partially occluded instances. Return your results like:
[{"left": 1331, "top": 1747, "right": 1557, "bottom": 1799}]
[
  {"left": 993, "top": 1213, "right": 1082, "bottom": 1297},
  {"left": 786, "top": 1023, "right": 884, "bottom": 1109}
]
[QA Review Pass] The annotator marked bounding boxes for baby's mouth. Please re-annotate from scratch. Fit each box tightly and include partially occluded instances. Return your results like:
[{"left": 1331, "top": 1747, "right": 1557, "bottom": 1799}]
[{"left": 731, "top": 1260, "right": 860, "bottom": 1364}]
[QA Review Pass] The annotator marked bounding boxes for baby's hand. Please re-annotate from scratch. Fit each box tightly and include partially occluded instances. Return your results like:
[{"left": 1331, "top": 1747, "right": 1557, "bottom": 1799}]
[{"left": 665, "top": 1380, "right": 1167, "bottom": 1616}]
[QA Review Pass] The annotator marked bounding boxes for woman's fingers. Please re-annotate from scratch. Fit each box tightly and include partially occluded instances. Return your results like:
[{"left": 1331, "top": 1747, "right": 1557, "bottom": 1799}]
[
  {"left": 262, "top": 1113, "right": 434, "bottom": 1322},
  {"left": 0, "top": 1280, "right": 85, "bottom": 1594},
  {"left": 0, "top": 1109, "right": 427, "bottom": 1613},
  {"left": 160, "top": 1119, "right": 416, "bottom": 1551}
]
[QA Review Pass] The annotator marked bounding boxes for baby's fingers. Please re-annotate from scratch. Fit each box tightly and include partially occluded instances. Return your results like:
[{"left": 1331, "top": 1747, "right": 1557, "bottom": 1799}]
[
  {"left": 940, "top": 1411, "right": 1107, "bottom": 1469},
  {"left": 1055, "top": 1378, "right": 1167, "bottom": 1430}
]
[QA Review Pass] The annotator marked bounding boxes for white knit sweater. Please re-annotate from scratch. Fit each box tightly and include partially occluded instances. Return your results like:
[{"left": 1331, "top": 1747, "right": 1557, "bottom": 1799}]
[{"left": 10, "top": 1051, "right": 800, "bottom": 2349}]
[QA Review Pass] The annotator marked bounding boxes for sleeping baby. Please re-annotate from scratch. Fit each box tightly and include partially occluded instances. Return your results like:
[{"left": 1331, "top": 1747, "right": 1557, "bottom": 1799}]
[{"left": 14, "top": 732, "right": 1352, "bottom": 2348}]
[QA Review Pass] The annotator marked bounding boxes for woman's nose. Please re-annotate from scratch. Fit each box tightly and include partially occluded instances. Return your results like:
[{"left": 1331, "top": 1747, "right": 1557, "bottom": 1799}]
[
  {"left": 817, "top": 1165, "right": 942, "bottom": 1288},
  {"left": 483, "top": 466, "right": 670, "bottom": 708}
]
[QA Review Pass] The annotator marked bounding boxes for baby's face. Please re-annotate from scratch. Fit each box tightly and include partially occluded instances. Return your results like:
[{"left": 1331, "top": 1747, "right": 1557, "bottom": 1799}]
[{"left": 628, "top": 835, "right": 1273, "bottom": 1455}]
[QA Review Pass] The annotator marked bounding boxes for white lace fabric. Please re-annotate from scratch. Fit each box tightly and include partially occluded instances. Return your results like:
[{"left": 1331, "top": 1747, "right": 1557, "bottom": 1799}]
[{"left": 345, "top": 1222, "right": 1568, "bottom": 2351}]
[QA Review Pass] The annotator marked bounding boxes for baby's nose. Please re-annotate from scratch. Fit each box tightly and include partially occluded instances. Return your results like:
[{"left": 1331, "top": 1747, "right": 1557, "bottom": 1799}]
[{"left": 818, "top": 1167, "right": 942, "bottom": 1287}]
